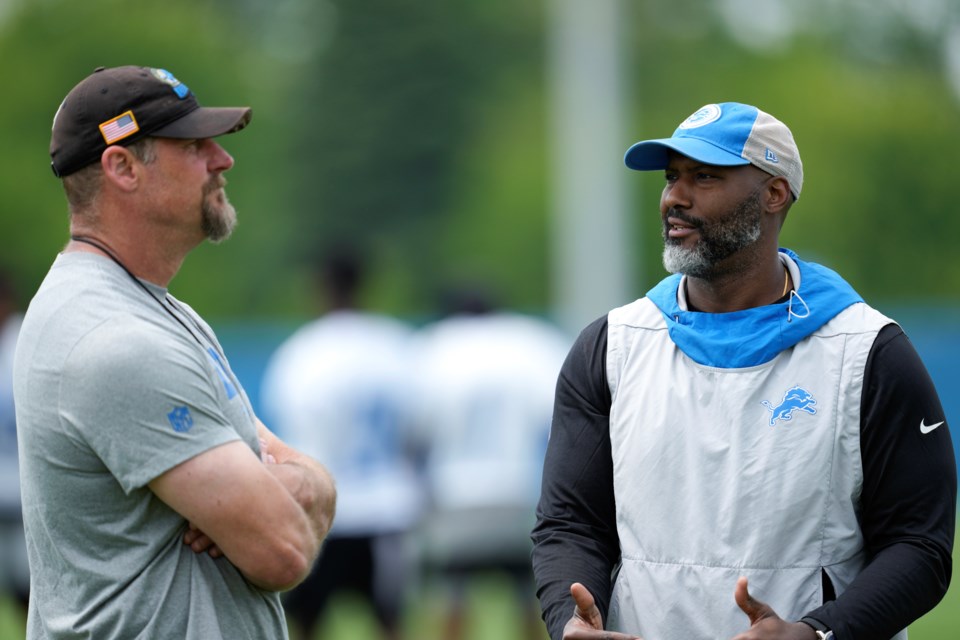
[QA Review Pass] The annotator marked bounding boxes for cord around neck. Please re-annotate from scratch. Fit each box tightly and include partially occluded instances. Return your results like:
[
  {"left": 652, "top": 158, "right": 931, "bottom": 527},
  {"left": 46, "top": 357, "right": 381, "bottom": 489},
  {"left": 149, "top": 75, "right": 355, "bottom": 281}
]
[{"left": 69, "top": 234, "right": 209, "bottom": 348}]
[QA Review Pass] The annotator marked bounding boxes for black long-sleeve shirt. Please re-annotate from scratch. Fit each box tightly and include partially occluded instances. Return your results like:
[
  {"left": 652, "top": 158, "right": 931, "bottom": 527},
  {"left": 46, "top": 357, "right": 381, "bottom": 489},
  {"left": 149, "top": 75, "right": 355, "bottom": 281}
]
[{"left": 532, "top": 319, "right": 956, "bottom": 640}]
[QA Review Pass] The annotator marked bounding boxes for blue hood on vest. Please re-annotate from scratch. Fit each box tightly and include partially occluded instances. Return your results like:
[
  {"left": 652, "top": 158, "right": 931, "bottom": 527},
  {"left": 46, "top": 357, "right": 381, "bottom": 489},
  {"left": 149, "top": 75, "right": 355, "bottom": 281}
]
[{"left": 646, "top": 249, "right": 863, "bottom": 368}]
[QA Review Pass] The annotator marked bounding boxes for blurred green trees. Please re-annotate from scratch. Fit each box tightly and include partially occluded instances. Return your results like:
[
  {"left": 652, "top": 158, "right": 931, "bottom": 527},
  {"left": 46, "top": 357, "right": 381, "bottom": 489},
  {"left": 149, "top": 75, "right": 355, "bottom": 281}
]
[{"left": 2, "top": 0, "right": 958, "bottom": 320}]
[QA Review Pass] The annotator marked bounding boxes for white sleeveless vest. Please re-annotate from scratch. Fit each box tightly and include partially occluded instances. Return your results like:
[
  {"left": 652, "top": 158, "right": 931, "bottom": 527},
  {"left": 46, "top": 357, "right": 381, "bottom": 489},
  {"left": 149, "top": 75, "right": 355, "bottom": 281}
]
[{"left": 604, "top": 298, "right": 905, "bottom": 640}]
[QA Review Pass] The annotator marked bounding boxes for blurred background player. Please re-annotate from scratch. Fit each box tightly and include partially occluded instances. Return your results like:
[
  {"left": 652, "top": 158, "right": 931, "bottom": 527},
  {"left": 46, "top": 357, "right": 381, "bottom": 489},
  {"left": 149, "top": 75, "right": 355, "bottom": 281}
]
[
  {"left": 0, "top": 271, "right": 28, "bottom": 622},
  {"left": 260, "top": 245, "right": 424, "bottom": 640},
  {"left": 410, "top": 287, "right": 571, "bottom": 640}
]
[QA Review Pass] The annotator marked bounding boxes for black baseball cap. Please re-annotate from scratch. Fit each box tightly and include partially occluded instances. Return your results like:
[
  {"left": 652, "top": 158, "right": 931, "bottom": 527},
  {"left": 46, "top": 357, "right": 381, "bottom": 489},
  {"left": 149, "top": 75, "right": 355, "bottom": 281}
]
[{"left": 50, "top": 66, "right": 252, "bottom": 177}]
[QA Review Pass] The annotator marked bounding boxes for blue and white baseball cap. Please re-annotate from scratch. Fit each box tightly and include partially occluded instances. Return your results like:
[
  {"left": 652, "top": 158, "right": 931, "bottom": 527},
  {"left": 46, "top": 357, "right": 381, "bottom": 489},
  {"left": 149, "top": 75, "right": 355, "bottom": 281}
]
[{"left": 624, "top": 102, "right": 803, "bottom": 200}]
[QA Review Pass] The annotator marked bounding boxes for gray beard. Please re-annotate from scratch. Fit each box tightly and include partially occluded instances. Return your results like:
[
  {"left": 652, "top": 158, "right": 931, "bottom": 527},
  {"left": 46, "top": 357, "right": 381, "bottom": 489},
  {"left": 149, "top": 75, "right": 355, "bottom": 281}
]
[
  {"left": 662, "top": 190, "right": 762, "bottom": 278},
  {"left": 201, "top": 183, "right": 237, "bottom": 244}
]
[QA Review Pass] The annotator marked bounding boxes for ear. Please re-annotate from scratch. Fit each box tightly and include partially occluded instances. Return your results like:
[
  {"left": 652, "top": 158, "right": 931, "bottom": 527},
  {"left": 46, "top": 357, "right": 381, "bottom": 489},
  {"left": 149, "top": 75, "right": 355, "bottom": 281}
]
[
  {"left": 764, "top": 176, "right": 792, "bottom": 214},
  {"left": 100, "top": 146, "right": 140, "bottom": 192}
]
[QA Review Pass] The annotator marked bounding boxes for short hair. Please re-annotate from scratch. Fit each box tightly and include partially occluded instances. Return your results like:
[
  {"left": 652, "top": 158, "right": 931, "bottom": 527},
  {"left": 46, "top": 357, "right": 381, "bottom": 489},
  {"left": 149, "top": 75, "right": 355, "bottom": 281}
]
[{"left": 62, "top": 137, "right": 158, "bottom": 216}]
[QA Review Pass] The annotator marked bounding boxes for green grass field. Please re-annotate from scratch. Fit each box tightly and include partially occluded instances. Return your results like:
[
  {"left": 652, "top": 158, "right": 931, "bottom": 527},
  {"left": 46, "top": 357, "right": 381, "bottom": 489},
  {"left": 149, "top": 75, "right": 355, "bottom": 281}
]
[
  {"left": 0, "top": 573, "right": 549, "bottom": 640},
  {"left": 1, "top": 558, "right": 957, "bottom": 640}
]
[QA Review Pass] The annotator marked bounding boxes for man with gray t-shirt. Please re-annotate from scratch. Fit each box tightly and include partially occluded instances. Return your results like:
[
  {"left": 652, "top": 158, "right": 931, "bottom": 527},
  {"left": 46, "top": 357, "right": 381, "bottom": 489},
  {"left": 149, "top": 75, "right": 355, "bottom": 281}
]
[{"left": 14, "top": 66, "right": 336, "bottom": 639}]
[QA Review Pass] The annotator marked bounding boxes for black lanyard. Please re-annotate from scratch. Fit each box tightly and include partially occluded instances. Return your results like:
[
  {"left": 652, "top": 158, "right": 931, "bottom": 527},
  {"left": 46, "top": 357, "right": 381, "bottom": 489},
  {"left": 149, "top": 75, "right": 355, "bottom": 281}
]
[{"left": 69, "top": 235, "right": 214, "bottom": 349}]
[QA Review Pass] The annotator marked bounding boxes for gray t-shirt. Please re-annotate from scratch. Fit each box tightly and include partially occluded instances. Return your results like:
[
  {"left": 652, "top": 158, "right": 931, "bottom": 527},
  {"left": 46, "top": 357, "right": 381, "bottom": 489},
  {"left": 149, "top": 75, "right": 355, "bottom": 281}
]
[{"left": 13, "top": 253, "right": 288, "bottom": 639}]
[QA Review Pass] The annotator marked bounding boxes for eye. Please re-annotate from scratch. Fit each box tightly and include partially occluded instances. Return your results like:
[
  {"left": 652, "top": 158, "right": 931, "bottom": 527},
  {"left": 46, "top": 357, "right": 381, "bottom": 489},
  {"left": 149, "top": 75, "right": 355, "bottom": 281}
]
[{"left": 664, "top": 171, "right": 678, "bottom": 184}]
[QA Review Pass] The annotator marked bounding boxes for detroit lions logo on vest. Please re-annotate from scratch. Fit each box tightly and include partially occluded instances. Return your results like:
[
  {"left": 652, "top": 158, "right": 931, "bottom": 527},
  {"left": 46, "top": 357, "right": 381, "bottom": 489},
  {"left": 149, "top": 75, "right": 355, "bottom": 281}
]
[{"left": 762, "top": 386, "right": 817, "bottom": 426}]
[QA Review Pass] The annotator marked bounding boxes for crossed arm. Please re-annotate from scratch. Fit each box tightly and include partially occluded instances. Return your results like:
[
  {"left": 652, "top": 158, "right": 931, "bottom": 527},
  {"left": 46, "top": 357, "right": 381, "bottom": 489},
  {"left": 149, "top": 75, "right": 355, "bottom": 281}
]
[{"left": 149, "top": 419, "right": 337, "bottom": 592}]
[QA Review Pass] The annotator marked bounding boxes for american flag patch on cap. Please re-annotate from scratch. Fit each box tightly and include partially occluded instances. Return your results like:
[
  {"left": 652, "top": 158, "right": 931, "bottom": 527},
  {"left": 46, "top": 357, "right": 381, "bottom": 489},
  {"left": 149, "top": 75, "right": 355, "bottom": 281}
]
[{"left": 99, "top": 110, "right": 139, "bottom": 144}]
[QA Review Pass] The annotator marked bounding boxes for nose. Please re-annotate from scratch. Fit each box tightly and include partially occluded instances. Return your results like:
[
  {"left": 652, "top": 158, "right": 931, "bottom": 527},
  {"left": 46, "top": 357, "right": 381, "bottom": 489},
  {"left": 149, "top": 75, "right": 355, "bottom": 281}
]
[
  {"left": 661, "top": 177, "right": 691, "bottom": 213},
  {"left": 202, "top": 139, "right": 235, "bottom": 172}
]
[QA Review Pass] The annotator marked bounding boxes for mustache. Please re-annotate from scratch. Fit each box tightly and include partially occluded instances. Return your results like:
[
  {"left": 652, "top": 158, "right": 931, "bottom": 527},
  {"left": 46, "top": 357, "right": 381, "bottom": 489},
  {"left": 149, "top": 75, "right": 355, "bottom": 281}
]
[
  {"left": 664, "top": 208, "right": 704, "bottom": 229},
  {"left": 203, "top": 175, "right": 228, "bottom": 195}
]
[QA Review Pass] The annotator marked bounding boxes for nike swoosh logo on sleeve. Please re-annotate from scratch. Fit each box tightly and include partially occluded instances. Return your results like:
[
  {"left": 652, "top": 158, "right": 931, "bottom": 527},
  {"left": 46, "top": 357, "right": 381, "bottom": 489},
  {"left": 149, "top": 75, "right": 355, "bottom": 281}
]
[{"left": 920, "top": 420, "right": 945, "bottom": 435}]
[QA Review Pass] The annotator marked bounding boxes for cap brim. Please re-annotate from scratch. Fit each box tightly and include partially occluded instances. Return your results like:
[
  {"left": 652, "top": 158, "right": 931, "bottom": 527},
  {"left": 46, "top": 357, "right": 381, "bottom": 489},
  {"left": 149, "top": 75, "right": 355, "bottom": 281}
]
[
  {"left": 152, "top": 106, "right": 252, "bottom": 139},
  {"left": 624, "top": 137, "right": 749, "bottom": 170}
]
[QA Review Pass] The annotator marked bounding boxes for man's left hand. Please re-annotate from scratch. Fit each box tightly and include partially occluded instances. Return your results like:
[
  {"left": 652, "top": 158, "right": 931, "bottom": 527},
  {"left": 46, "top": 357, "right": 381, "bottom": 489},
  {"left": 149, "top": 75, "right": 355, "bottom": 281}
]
[
  {"left": 184, "top": 522, "right": 223, "bottom": 558},
  {"left": 729, "top": 577, "right": 817, "bottom": 639}
]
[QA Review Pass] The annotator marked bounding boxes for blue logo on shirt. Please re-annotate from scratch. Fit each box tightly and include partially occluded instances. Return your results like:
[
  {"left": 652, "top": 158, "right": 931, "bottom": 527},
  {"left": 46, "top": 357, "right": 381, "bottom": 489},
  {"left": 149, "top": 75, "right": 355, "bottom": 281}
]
[
  {"left": 167, "top": 406, "right": 195, "bottom": 433},
  {"left": 762, "top": 386, "right": 817, "bottom": 426},
  {"left": 207, "top": 347, "right": 238, "bottom": 400}
]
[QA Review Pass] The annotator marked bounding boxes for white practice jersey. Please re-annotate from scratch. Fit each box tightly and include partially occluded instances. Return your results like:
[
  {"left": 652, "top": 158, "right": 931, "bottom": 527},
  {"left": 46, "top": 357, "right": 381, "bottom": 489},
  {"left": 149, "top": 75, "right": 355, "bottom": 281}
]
[
  {"left": 411, "top": 313, "right": 571, "bottom": 512},
  {"left": 260, "top": 311, "right": 423, "bottom": 536}
]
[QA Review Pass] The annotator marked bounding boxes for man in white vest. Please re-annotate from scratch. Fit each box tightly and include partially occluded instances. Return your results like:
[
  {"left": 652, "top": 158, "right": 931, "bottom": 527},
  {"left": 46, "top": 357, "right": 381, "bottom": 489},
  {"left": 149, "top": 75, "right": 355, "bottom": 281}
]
[{"left": 531, "top": 102, "right": 955, "bottom": 640}]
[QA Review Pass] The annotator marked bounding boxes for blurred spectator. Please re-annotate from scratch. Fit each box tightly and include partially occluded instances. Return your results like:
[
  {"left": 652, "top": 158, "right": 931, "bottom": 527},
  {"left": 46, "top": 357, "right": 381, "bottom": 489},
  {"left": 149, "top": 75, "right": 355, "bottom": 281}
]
[
  {"left": 0, "top": 271, "right": 28, "bottom": 617},
  {"left": 260, "top": 246, "right": 423, "bottom": 640},
  {"left": 410, "top": 289, "right": 571, "bottom": 640}
]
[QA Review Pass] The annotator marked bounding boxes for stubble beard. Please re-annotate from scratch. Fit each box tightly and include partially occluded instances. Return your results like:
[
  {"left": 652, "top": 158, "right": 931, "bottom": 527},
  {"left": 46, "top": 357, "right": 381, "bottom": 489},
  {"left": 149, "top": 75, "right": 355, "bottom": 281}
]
[
  {"left": 201, "top": 176, "right": 237, "bottom": 244},
  {"left": 661, "top": 189, "right": 763, "bottom": 279}
]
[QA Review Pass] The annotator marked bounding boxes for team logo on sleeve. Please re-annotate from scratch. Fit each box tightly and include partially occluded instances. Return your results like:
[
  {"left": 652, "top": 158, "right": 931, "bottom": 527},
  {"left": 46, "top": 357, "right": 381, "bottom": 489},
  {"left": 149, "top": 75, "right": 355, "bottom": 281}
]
[
  {"left": 167, "top": 406, "right": 195, "bottom": 433},
  {"left": 761, "top": 386, "right": 817, "bottom": 427}
]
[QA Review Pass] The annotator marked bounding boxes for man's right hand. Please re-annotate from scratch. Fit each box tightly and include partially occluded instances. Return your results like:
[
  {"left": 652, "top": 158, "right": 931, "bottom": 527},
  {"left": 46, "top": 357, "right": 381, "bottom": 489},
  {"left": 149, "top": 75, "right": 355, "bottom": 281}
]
[{"left": 562, "top": 582, "right": 643, "bottom": 640}]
